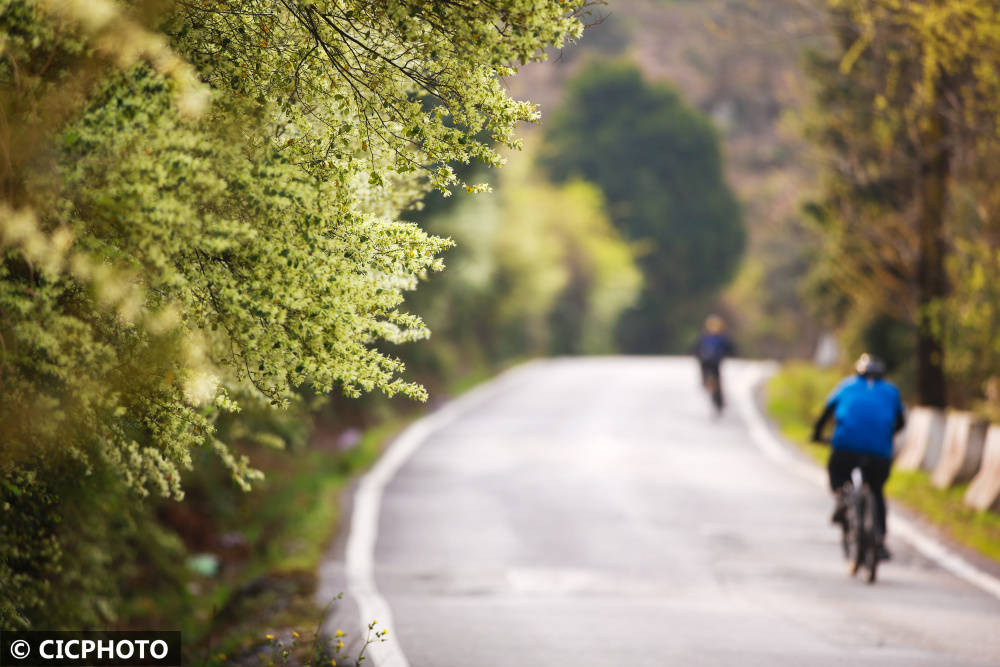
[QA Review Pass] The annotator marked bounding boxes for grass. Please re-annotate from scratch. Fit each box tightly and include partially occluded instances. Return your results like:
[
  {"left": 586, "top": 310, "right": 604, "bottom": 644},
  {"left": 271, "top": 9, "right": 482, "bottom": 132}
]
[
  {"left": 444, "top": 355, "right": 533, "bottom": 396},
  {"left": 886, "top": 470, "right": 1000, "bottom": 563},
  {"left": 251, "top": 418, "right": 404, "bottom": 574},
  {"left": 764, "top": 361, "right": 841, "bottom": 466},
  {"left": 119, "top": 416, "right": 410, "bottom": 665},
  {"left": 446, "top": 365, "right": 497, "bottom": 396},
  {"left": 766, "top": 361, "right": 1000, "bottom": 565},
  {"left": 134, "top": 362, "right": 504, "bottom": 664},
  {"left": 201, "top": 418, "right": 408, "bottom": 662}
]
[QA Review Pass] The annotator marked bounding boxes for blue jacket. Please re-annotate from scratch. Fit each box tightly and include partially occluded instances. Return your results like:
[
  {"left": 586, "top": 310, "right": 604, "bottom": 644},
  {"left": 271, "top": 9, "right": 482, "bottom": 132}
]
[
  {"left": 819, "top": 375, "right": 905, "bottom": 458},
  {"left": 694, "top": 333, "right": 734, "bottom": 363}
]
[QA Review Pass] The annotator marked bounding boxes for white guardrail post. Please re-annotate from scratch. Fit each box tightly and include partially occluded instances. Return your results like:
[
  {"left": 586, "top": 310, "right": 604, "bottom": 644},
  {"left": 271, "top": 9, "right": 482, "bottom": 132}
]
[
  {"left": 964, "top": 425, "right": 1000, "bottom": 511},
  {"left": 932, "top": 412, "right": 988, "bottom": 489},
  {"left": 895, "top": 406, "right": 946, "bottom": 471}
]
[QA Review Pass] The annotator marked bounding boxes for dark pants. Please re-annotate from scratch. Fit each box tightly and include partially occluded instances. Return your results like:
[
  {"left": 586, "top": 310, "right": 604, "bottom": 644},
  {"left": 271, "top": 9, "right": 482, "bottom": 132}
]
[
  {"left": 827, "top": 448, "right": 892, "bottom": 536},
  {"left": 699, "top": 360, "right": 723, "bottom": 408}
]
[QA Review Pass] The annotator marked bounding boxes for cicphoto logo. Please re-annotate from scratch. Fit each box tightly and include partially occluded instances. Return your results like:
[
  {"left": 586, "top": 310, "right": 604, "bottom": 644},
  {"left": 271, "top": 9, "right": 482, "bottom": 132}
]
[
  {"left": 0, "top": 632, "right": 180, "bottom": 667},
  {"left": 37, "top": 639, "right": 167, "bottom": 660}
]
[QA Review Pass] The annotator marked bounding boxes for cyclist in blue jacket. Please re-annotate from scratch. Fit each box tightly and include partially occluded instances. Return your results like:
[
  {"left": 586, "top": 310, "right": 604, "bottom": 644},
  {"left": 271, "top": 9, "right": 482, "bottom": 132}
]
[
  {"left": 812, "top": 354, "right": 905, "bottom": 559},
  {"left": 693, "top": 315, "right": 735, "bottom": 412}
]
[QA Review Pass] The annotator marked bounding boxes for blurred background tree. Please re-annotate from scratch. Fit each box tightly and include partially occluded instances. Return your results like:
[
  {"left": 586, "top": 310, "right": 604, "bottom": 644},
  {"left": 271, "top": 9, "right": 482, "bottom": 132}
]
[
  {"left": 540, "top": 61, "right": 744, "bottom": 352},
  {"left": 506, "top": 0, "right": 828, "bottom": 358},
  {"left": 803, "top": 0, "right": 1000, "bottom": 408},
  {"left": 403, "top": 146, "right": 641, "bottom": 379}
]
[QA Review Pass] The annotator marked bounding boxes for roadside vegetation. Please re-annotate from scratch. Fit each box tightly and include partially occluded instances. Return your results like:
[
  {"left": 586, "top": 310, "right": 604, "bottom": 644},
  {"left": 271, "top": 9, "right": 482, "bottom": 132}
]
[
  {"left": 0, "top": 0, "right": 599, "bottom": 634},
  {"left": 0, "top": 0, "right": 663, "bottom": 638},
  {"left": 766, "top": 362, "right": 1000, "bottom": 564},
  {"left": 161, "top": 417, "right": 403, "bottom": 664},
  {"left": 803, "top": 1, "right": 1000, "bottom": 410}
]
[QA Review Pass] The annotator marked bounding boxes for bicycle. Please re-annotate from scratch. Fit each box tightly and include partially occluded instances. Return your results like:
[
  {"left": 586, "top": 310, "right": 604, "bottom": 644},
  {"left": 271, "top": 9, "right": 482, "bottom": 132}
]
[
  {"left": 836, "top": 467, "right": 882, "bottom": 584},
  {"left": 700, "top": 362, "right": 724, "bottom": 413}
]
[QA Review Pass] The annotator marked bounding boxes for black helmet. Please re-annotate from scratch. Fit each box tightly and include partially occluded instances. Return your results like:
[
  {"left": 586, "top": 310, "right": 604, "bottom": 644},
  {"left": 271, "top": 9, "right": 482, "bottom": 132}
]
[{"left": 855, "top": 353, "right": 886, "bottom": 378}]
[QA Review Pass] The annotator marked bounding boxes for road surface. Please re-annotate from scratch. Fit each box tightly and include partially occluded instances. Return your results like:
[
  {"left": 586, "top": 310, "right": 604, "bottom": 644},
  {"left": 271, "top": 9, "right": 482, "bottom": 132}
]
[{"left": 328, "top": 358, "right": 1000, "bottom": 666}]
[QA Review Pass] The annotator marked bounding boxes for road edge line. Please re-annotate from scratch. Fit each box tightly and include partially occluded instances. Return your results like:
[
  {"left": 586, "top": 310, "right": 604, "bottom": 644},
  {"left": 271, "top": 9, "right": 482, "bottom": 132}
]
[
  {"left": 734, "top": 361, "right": 1000, "bottom": 603},
  {"left": 343, "top": 362, "right": 539, "bottom": 667}
]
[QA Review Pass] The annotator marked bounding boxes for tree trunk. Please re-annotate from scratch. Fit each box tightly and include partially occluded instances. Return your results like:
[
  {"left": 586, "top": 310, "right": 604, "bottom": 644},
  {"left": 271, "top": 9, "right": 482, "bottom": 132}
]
[{"left": 915, "top": 111, "right": 949, "bottom": 407}]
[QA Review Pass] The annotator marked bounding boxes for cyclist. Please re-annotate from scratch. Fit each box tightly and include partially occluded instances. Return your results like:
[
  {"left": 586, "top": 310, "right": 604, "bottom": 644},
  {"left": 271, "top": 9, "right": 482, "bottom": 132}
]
[
  {"left": 811, "top": 353, "right": 905, "bottom": 560},
  {"left": 693, "top": 314, "right": 735, "bottom": 412}
]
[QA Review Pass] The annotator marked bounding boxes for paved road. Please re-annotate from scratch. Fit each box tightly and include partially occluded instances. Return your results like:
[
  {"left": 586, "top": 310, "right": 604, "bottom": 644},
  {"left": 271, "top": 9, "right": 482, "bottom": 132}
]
[{"left": 353, "top": 358, "right": 1000, "bottom": 665}]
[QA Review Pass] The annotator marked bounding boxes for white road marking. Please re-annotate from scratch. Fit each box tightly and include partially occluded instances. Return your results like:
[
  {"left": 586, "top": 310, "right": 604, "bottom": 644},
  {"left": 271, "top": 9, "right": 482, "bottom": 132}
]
[
  {"left": 505, "top": 567, "right": 604, "bottom": 595},
  {"left": 732, "top": 361, "right": 1000, "bottom": 602},
  {"left": 343, "top": 364, "right": 538, "bottom": 667}
]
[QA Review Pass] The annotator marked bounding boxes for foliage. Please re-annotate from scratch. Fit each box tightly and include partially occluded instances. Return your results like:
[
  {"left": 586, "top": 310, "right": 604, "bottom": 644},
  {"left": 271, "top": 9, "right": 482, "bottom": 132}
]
[
  {"left": 504, "top": 0, "right": 833, "bottom": 357},
  {"left": 803, "top": 0, "right": 1000, "bottom": 406},
  {"left": 406, "top": 147, "right": 642, "bottom": 370},
  {"left": 0, "top": 458, "right": 188, "bottom": 629},
  {"left": 765, "top": 361, "right": 844, "bottom": 465},
  {"left": 0, "top": 0, "right": 586, "bottom": 629},
  {"left": 142, "top": 418, "right": 405, "bottom": 662},
  {"left": 802, "top": 12, "right": 921, "bottom": 336},
  {"left": 499, "top": 174, "right": 643, "bottom": 356},
  {"left": 937, "top": 215, "right": 1000, "bottom": 414},
  {"left": 257, "top": 615, "right": 389, "bottom": 667},
  {"left": 540, "top": 60, "right": 744, "bottom": 352}
]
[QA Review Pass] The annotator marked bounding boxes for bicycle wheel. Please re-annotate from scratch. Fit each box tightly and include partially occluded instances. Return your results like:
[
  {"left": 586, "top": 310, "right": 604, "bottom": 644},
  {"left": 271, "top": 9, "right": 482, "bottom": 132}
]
[
  {"left": 837, "top": 486, "right": 851, "bottom": 559},
  {"left": 844, "top": 485, "right": 864, "bottom": 575},
  {"left": 703, "top": 370, "right": 722, "bottom": 412},
  {"left": 860, "top": 486, "right": 879, "bottom": 583}
]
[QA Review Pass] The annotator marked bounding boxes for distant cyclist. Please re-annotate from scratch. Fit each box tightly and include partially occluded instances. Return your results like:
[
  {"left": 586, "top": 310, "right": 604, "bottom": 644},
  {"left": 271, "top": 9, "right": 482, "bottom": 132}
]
[
  {"left": 693, "top": 314, "right": 735, "bottom": 412},
  {"left": 811, "top": 353, "right": 905, "bottom": 560}
]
